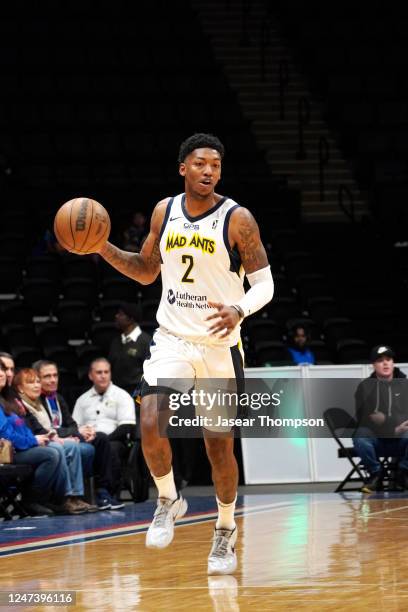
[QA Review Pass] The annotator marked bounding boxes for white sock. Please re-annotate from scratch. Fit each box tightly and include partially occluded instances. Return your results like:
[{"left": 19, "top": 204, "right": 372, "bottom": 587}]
[
  {"left": 215, "top": 494, "right": 237, "bottom": 530},
  {"left": 152, "top": 468, "right": 177, "bottom": 501}
]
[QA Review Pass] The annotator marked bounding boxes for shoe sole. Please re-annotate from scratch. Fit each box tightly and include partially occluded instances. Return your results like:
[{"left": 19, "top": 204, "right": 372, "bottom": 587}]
[
  {"left": 146, "top": 497, "right": 188, "bottom": 549},
  {"left": 207, "top": 554, "right": 238, "bottom": 576}
]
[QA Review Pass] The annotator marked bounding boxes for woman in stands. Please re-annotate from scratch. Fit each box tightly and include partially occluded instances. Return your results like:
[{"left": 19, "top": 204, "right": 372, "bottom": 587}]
[
  {"left": 12, "top": 368, "right": 98, "bottom": 514},
  {"left": 0, "top": 360, "right": 66, "bottom": 516}
]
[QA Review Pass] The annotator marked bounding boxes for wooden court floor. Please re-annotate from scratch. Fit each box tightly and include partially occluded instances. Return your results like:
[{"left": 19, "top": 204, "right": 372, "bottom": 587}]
[{"left": 2, "top": 493, "right": 408, "bottom": 611}]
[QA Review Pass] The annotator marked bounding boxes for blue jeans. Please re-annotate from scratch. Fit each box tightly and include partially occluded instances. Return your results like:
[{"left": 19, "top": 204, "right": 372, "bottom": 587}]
[
  {"left": 78, "top": 442, "right": 95, "bottom": 478},
  {"left": 353, "top": 427, "right": 408, "bottom": 474},
  {"left": 14, "top": 445, "right": 68, "bottom": 500},
  {"left": 48, "top": 440, "right": 85, "bottom": 497}
]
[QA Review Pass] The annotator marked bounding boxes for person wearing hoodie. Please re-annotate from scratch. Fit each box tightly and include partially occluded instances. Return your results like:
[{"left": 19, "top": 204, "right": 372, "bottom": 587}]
[{"left": 353, "top": 345, "right": 408, "bottom": 493}]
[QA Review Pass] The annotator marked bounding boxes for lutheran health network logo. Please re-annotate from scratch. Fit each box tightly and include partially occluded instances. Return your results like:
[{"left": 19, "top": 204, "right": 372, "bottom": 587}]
[{"left": 167, "top": 289, "right": 210, "bottom": 310}]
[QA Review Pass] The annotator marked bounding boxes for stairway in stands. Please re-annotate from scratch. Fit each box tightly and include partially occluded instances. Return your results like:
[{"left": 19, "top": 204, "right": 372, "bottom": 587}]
[{"left": 191, "top": 0, "right": 368, "bottom": 222}]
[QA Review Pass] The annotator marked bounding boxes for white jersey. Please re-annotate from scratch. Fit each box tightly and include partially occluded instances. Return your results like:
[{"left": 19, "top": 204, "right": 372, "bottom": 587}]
[{"left": 156, "top": 193, "right": 245, "bottom": 347}]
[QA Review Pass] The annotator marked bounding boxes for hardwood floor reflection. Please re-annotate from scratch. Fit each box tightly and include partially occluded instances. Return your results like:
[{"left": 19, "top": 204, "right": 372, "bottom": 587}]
[{"left": 2, "top": 495, "right": 408, "bottom": 611}]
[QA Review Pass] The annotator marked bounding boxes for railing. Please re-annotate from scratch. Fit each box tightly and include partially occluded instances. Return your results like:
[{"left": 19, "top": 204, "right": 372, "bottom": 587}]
[
  {"left": 338, "top": 185, "right": 355, "bottom": 222},
  {"left": 296, "top": 97, "right": 310, "bottom": 159},
  {"left": 318, "top": 136, "right": 330, "bottom": 202},
  {"left": 279, "top": 59, "right": 289, "bottom": 120}
]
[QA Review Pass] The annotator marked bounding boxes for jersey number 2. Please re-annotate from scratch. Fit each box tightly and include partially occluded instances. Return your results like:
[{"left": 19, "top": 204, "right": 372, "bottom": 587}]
[{"left": 181, "top": 255, "right": 194, "bottom": 283}]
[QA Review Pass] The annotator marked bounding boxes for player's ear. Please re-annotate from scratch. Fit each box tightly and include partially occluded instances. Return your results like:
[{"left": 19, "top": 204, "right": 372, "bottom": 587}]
[{"left": 179, "top": 163, "right": 186, "bottom": 177}]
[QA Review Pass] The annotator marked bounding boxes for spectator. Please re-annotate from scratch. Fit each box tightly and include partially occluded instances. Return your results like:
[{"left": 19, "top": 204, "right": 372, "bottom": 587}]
[
  {"left": 0, "top": 352, "right": 15, "bottom": 386},
  {"left": 286, "top": 325, "right": 315, "bottom": 365},
  {"left": 32, "top": 359, "right": 120, "bottom": 511},
  {"left": 73, "top": 358, "right": 136, "bottom": 503},
  {"left": 108, "top": 302, "right": 151, "bottom": 394},
  {"left": 13, "top": 368, "right": 98, "bottom": 513},
  {"left": 353, "top": 345, "right": 408, "bottom": 493},
  {"left": 0, "top": 361, "right": 78, "bottom": 516},
  {"left": 122, "top": 212, "right": 147, "bottom": 253}
]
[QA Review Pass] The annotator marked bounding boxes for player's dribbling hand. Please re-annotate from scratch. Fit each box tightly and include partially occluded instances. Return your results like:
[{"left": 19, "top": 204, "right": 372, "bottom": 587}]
[{"left": 206, "top": 302, "right": 241, "bottom": 338}]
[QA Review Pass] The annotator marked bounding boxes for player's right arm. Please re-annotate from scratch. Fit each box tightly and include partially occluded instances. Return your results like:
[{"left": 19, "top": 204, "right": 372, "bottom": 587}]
[{"left": 97, "top": 199, "right": 168, "bottom": 285}]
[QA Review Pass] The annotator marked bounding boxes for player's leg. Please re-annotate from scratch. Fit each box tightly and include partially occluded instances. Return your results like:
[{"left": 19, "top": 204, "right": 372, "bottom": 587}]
[
  {"left": 141, "top": 393, "right": 175, "bottom": 498},
  {"left": 204, "top": 435, "right": 239, "bottom": 575},
  {"left": 141, "top": 393, "right": 188, "bottom": 549},
  {"left": 197, "top": 343, "right": 243, "bottom": 575}
]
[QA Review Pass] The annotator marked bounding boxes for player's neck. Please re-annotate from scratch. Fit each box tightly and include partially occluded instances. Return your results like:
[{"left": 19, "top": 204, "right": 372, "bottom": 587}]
[{"left": 184, "top": 188, "right": 221, "bottom": 216}]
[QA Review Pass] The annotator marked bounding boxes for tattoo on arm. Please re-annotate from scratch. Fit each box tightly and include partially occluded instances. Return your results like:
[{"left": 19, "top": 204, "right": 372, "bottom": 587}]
[
  {"left": 236, "top": 212, "right": 269, "bottom": 274},
  {"left": 100, "top": 237, "right": 161, "bottom": 284}
]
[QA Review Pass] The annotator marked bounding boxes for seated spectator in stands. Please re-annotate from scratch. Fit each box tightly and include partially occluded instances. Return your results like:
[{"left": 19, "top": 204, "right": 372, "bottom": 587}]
[
  {"left": 121, "top": 212, "right": 147, "bottom": 253},
  {"left": 285, "top": 325, "right": 315, "bottom": 365},
  {"left": 0, "top": 361, "right": 80, "bottom": 516},
  {"left": 0, "top": 352, "right": 15, "bottom": 387},
  {"left": 32, "top": 359, "right": 121, "bottom": 511},
  {"left": 13, "top": 368, "right": 98, "bottom": 513},
  {"left": 73, "top": 358, "right": 136, "bottom": 503},
  {"left": 353, "top": 345, "right": 408, "bottom": 493},
  {"left": 108, "top": 302, "right": 151, "bottom": 394}
]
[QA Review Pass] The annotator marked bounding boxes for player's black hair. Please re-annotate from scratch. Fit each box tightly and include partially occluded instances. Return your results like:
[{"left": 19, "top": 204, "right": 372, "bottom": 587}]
[{"left": 178, "top": 133, "right": 225, "bottom": 163}]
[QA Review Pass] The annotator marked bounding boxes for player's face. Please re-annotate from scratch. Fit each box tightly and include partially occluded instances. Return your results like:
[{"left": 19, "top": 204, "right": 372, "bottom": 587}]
[
  {"left": 89, "top": 361, "right": 111, "bottom": 392},
  {"left": 179, "top": 148, "right": 221, "bottom": 197},
  {"left": 373, "top": 356, "right": 394, "bottom": 379},
  {"left": 39, "top": 365, "right": 59, "bottom": 394}
]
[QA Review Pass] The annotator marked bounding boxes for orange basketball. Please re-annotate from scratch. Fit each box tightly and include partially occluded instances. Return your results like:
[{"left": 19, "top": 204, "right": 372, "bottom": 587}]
[{"left": 54, "top": 197, "right": 111, "bottom": 254}]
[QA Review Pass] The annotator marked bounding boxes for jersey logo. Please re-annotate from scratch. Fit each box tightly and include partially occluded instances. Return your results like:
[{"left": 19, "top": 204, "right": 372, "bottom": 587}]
[
  {"left": 169, "top": 216, "right": 182, "bottom": 222},
  {"left": 212, "top": 219, "right": 218, "bottom": 229},
  {"left": 165, "top": 232, "right": 216, "bottom": 254}
]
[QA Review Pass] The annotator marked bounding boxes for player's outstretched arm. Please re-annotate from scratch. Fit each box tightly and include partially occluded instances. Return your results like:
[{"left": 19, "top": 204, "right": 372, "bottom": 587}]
[{"left": 97, "top": 199, "right": 168, "bottom": 285}]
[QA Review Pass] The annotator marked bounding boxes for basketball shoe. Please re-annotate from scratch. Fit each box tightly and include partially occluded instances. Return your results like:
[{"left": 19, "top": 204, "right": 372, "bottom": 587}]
[
  {"left": 207, "top": 527, "right": 238, "bottom": 575},
  {"left": 145, "top": 493, "right": 188, "bottom": 549}
]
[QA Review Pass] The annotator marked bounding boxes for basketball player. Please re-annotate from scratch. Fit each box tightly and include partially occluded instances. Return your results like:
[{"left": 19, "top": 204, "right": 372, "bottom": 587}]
[{"left": 96, "top": 133, "right": 274, "bottom": 574}]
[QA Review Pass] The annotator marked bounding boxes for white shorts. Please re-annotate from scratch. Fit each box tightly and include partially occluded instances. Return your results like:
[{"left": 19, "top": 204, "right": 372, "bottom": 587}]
[{"left": 141, "top": 327, "right": 244, "bottom": 432}]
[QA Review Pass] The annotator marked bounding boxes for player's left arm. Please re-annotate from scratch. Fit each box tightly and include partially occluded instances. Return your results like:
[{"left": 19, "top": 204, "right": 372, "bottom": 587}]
[{"left": 206, "top": 207, "right": 274, "bottom": 337}]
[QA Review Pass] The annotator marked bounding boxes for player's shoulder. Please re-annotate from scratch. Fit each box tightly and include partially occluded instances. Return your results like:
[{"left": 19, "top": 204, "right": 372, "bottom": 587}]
[{"left": 229, "top": 204, "right": 257, "bottom": 224}]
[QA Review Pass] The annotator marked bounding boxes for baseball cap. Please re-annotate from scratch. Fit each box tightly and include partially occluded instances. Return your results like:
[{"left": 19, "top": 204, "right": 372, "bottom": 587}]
[{"left": 369, "top": 345, "right": 395, "bottom": 362}]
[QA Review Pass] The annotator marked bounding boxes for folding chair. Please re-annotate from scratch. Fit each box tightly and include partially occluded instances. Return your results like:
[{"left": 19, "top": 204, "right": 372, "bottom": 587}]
[{"left": 324, "top": 407, "right": 395, "bottom": 492}]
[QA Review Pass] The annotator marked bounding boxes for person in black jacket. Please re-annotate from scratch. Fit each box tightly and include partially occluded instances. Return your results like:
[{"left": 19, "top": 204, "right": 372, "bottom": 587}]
[
  {"left": 353, "top": 345, "right": 408, "bottom": 493},
  {"left": 33, "top": 360, "right": 123, "bottom": 510},
  {"left": 108, "top": 302, "right": 151, "bottom": 395}
]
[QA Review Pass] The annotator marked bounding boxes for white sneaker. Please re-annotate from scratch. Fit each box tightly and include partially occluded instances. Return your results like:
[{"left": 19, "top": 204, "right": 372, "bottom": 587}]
[
  {"left": 207, "top": 527, "right": 238, "bottom": 575},
  {"left": 145, "top": 494, "right": 188, "bottom": 549}
]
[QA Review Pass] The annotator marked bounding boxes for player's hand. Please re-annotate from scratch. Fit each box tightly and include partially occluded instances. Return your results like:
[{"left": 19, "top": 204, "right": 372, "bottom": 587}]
[{"left": 206, "top": 302, "right": 241, "bottom": 338}]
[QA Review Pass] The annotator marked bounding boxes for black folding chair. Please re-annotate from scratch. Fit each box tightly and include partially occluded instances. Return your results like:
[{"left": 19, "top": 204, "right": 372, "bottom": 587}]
[{"left": 324, "top": 407, "right": 395, "bottom": 492}]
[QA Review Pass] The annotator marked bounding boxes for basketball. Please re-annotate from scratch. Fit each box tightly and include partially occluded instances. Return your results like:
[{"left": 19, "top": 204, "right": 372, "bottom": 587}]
[{"left": 54, "top": 197, "right": 111, "bottom": 254}]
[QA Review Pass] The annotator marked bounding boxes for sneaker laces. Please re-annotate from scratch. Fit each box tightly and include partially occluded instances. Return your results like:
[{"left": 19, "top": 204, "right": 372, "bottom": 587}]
[
  {"left": 152, "top": 499, "right": 173, "bottom": 528},
  {"left": 211, "top": 530, "right": 233, "bottom": 558}
]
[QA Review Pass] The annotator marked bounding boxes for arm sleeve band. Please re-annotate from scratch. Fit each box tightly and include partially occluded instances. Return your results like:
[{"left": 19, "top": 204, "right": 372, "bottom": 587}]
[{"left": 236, "top": 265, "right": 274, "bottom": 318}]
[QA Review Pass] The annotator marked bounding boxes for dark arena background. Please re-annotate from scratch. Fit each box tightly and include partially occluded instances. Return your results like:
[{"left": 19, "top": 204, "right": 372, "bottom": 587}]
[{"left": 1, "top": 1, "right": 408, "bottom": 610}]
